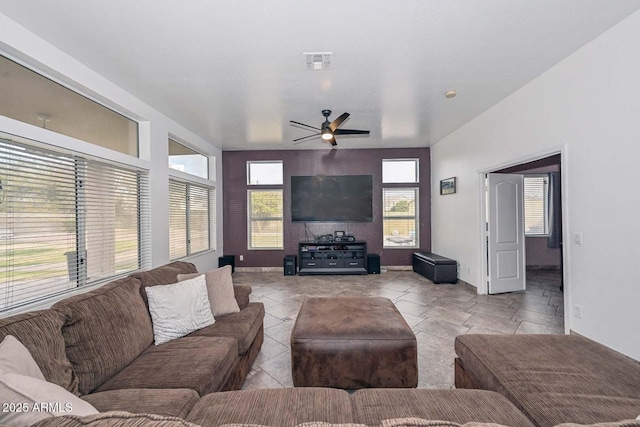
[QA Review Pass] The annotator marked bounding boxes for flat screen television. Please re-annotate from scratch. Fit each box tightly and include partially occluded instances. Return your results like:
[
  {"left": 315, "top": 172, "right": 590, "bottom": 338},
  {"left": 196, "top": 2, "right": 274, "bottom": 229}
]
[{"left": 291, "top": 175, "right": 373, "bottom": 222}]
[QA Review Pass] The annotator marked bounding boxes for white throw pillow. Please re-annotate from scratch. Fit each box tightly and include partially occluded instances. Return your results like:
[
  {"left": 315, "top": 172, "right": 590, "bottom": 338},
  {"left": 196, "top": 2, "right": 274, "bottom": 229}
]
[
  {"left": 145, "top": 274, "right": 215, "bottom": 345},
  {"left": 0, "top": 372, "right": 98, "bottom": 426},
  {"left": 0, "top": 335, "right": 46, "bottom": 380},
  {"left": 177, "top": 265, "right": 240, "bottom": 317}
]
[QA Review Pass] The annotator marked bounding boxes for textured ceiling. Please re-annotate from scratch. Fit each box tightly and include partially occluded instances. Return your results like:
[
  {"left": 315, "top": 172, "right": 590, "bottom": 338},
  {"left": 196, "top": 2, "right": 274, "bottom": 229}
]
[{"left": 1, "top": 0, "right": 639, "bottom": 151}]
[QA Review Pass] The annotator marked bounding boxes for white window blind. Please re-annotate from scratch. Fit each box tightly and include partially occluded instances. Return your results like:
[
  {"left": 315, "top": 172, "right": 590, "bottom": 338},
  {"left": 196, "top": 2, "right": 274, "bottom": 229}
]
[
  {"left": 169, "top": 179, "right": 214, "bottom": 260},
  {"left": 382, "top": 188, "right": 419, "bottom": 248},
  {"left": 248, "top": 189, "right": 283, "bottom": 249},
  {"left": 0, "top": 138, "right": 148, "bottom": 312},
  {"left": 524, "top": 175, "right": 549, "bottom": 236}
]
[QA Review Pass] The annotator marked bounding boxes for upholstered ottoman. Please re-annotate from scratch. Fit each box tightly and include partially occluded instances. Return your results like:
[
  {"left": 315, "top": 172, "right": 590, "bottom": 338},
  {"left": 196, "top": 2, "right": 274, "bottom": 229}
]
[{"left": 290, "top": 296, "right": 418, "bottom": 389}]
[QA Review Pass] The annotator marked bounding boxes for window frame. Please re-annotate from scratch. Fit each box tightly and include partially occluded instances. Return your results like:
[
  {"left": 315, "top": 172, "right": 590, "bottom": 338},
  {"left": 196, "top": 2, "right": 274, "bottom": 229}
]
[
  {"left": 247, "top": 189, "right": 284, "bottom": 250},
  {"left": 247, "top": 160, "right": 284, "bottom": 186},
  {"left": 0, "top": 136, "right": 148, "bottom": 313},
  {"left": 524, "top": 174, "right": 550, "bottom": 237},
  {"left": 382, "top": 158, "right": 419, "bottom": 184},
  {"left": 382, "top": 187, "right": 420, "bottom": 249},
  {"left": 168, "top": 177, "right": 216, "bottom": 260},
  {"left": 168, "top": 138, "right": 209, "bottom": 180}
]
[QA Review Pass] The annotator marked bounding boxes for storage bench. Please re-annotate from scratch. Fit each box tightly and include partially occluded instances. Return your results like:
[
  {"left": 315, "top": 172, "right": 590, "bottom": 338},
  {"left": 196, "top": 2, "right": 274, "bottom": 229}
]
[{"left": 413, "top": 252, "right": 457, "bottom": 284}]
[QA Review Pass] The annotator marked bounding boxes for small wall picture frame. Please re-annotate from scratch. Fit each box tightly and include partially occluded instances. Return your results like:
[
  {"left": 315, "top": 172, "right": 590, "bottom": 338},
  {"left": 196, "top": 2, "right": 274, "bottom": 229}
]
[{"left": 440, "top": 177, "right": 456, "bottom": 195}]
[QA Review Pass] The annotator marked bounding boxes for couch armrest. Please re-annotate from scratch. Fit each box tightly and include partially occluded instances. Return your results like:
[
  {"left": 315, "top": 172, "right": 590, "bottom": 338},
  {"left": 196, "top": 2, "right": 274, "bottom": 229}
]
[{"left": 233, "top": 284, "right": 252, "bottom": 309}]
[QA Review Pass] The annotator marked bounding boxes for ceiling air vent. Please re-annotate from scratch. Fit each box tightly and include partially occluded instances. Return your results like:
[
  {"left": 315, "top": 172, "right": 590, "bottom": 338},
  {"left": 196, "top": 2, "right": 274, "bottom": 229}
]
[{"left": 304, "top": 52, "right": 332, "bottom": 71}]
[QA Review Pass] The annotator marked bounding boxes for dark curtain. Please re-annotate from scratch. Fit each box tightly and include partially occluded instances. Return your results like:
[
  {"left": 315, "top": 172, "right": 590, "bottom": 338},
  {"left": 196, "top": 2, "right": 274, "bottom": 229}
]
[{"left": 547, "top": 172, "right": 562, "bottom": 248}]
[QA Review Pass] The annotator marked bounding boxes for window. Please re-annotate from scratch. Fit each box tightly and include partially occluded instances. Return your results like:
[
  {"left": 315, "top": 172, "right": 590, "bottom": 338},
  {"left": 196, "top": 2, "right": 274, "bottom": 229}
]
[
  {"left": 247, "top": 161, "right": 283, "bottom": 185},
  {"left": 0, "top": 137, "right": 147, "bottom": 312},
  {"left": 248, "top": 190, "right": 283, "bottom": 249},
  {"left": 382, "top": 159, "right": 419, "bottom": 183},
  {"left": 168, "top": 139, "right": 208, "bottom": 179},
  {"left": 382, "top": 188, "right": 419, "bottom": 247},
  {"left": 0, "top": 55, "right": 138, "bottom": 156},
  {"left": 524, "top": 175, "right": 549, "bottom": 236},
  {"left": 169, "top": 180, "right": 214, "bottom": 260},
  {"left": 382, "top": 159, "right": 419, "bottom": 248},
  {"left": 246, "top": 161, "right": 283, "bottom": 249}
]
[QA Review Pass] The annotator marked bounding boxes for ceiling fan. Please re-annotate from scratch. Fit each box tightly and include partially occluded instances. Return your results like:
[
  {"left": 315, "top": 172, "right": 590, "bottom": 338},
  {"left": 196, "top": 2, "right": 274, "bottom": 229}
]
[{"left": 290, "top": 110, "right": 370, "bottom": 146}]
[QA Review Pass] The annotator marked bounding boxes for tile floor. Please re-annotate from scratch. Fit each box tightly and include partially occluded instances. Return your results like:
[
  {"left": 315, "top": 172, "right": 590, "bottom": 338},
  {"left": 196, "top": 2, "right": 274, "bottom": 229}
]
[{"left": 233, "top": 269, "right": 564, "bottom": 390}]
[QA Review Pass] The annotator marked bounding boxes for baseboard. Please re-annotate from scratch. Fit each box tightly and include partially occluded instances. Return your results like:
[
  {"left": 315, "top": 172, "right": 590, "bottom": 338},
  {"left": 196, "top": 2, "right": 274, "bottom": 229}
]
[{"left": 235, "top": 267, "right": 282, "bottom": 272}]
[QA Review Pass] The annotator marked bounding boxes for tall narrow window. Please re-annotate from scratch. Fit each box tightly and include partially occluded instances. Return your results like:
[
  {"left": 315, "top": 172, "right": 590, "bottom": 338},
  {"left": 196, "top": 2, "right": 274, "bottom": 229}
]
[
  {"left": 382, "top": 188, "right": 419, "bottom": 247},
  {"left": 246, "top": 161, "right": 283, "bottom": 250},
  {"left": 248, "top": 190, "right": 283, "bottom": 249},
  {"left": 0, "top": 138, "right": 147, "bottom": 312},
  {"left": 524, "top": 175, "right": 549, "bottom": 236},
  {"left": 169, "top": 180, "right": 214, "bottom": 260},
  {"left": 382, "top": 159, "right": 419, "bottom": 248}
]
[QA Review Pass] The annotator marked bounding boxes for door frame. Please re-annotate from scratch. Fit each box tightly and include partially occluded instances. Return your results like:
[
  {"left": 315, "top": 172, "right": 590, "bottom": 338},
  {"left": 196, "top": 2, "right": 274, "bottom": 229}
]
[{"left": 478, "top": 145, "right": 570, "bottom": 333}]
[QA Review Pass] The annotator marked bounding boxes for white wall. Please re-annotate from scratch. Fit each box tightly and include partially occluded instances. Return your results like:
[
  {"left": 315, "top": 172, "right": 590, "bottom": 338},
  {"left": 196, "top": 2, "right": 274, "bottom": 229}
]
[
  {"left": 0, "top": 13, "right": 224, "bottom": 275},
  {"left": 431, "top": 11, "right": 640, "bottom": 360}
]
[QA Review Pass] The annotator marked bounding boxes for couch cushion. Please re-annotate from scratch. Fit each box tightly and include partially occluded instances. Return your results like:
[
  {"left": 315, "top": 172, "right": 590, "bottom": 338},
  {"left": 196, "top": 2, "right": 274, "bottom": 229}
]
[
  {"left": 30, "top": 411, "right": 201, "bottom": 427},
  {"left": 0, "top": 309, "right": 78, "bottom": 394},
  {"left": 53, "top": 276, "right": 154, "bottom": 395},
  {"left": 131, "top": 261, "right": 198, "bottom": 305},
  {"left": 1, "top": 371, "right": 98, "bottom": 426},
  {"left": 454, "top": 334, "right": 640, "bottom": 427},
  {"left": 187, "top": 302, "right": 264, "bottom": 354},
  {"left": 82, "top": 389, "right": 199, "bottom": 419},
  {"left": 351, "top": 389, "right": 534, "bottom": 427},
  {"left": 186, "top": 388, "right": 354, "bottom": 427},
  {"left": 233, "top": 285, "right": 252, "bottom": 310},
  {"left": 146, "top": 275, "right": 215, "bottom": 345},
  {"left": 96, "top": 336, "right": 238, "bottom": 396},
  {"left": 0, "top": 334, "right": 46, "bottom": 379},
  {"left": 178, "top": 266, "right": 240, "bottom": 317}
]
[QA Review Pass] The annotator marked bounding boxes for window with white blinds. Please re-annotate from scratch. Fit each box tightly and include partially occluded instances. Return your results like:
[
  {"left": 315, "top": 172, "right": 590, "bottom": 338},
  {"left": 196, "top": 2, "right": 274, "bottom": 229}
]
[
  {"left": 0, "top": 138, "right": 148, "bottom": 312},
  {"left": 524, "top": 175, "right": 549, "bottom": 236},
  {"left": 382, "top": 188, "right": 419, "bottom": 248},
  {"left": 169, "top": 179, "right": 214, "bottom": 260},
  {"left": 248, "top": 190, "right": 283, "bottom": 249}
]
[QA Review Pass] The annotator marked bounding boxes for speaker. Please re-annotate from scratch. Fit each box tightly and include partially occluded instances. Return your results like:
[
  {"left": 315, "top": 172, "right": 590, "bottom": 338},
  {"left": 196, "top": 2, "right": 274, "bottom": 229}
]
[
  {"left": 367, "top": 254, "right": 380, "bottom": 274},
  {"left": 284, "top": 255, "right": 297, "bottom": 276},
  {"left": 218, "top": 255, "right": 235, "bottom": 273}
]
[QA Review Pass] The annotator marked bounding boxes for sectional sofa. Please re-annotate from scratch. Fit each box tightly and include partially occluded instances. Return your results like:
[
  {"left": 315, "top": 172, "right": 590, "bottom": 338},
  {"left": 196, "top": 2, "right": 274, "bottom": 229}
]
[{"left": 2, "top": 261, "right": 640, "bottom": 427}]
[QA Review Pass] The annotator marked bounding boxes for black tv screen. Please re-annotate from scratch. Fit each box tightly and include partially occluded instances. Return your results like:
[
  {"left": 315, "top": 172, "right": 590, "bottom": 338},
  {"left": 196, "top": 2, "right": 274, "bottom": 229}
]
[{"left": 291, "top": 175, "right": 373, "bottom": 222}]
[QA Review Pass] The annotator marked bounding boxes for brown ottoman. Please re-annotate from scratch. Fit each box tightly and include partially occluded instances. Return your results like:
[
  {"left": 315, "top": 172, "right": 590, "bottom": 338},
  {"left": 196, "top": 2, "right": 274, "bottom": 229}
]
[{"left": 290, "top": 296, "right": 418, "bottom": 389}]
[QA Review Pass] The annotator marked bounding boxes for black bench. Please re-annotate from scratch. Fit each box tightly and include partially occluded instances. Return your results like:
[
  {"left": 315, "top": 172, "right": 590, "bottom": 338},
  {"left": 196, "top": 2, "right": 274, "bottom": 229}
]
[{"left": 412, "top": 252, "right": 457, "bottom": 284}]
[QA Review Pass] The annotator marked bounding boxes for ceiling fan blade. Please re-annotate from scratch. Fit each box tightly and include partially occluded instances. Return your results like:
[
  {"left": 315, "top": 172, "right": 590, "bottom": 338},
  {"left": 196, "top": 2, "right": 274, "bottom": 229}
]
[
  {"left": 290, "top": 120, "right": 321, "bottom": 131},
  {"left": 328, "top": 112, "right": 350, "bottom": 132},
  {"left": 332, "top": 129, "right": 370, "bottom": 135},
  {"left": 293, "top": 133, "right": 320, "bottom": 142},
  {"left": 327, "top": 136, "right": 337, "bottom": 146}
]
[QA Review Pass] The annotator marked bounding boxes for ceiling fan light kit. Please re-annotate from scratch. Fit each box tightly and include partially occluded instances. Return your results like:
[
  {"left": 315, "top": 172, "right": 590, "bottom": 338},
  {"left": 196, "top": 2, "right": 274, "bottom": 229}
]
[{"left": 290, "top": 109, "right": 370, "bottom": 147}]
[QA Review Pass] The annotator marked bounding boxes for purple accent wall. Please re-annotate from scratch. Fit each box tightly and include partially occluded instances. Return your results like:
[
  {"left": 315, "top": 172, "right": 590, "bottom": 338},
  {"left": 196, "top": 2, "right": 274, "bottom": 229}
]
[{"left": 222, "top": 148, "right": 431, "bottom": 268}]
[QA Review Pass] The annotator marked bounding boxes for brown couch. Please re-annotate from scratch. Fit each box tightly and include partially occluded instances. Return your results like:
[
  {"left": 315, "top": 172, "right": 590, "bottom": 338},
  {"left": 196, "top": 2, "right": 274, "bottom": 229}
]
[
  {"left": 0, "top": 260, "right": 265, "bottom": 417},
  {"left": 3, "top": 264, "right": 639, "bottom": 427},
  {"left": 454, "top": 334, "right": 640, "bottom": 427}
]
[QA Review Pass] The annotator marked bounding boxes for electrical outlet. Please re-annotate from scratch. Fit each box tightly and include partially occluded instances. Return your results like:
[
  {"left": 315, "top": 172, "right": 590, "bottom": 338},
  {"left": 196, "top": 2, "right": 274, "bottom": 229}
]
[
  {"left": 239, "top": 255, "right": 244, "bottom": 261},
  {"left": 468, "top": 267, "right": 471, "bottom": 274},
  {"left": 573, "top": 304, "right": 583, "bottom": 319}
]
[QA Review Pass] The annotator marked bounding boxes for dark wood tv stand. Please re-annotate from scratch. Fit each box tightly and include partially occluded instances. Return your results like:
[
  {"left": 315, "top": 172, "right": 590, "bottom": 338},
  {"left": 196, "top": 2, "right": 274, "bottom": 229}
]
[{"left": 298, "top": 241, "right": 367, "bottom": 275}]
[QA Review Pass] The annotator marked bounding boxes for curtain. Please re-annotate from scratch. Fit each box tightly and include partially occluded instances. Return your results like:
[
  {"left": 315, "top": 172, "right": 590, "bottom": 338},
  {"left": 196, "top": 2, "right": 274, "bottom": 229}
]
[{"left": 547, "top": 172, "right": 562, "bottom": 248}]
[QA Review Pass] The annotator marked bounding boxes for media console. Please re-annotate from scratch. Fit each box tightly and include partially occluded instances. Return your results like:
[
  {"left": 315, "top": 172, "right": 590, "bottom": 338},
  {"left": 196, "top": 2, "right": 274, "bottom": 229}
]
[{"left": 298, "top": 241, "right": 367, "bottom": 275}]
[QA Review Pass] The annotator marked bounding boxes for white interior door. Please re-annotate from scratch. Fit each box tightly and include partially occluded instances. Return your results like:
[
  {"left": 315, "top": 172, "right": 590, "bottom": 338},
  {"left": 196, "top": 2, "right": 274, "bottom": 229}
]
[{"left": 487, "top": 173, "right": 526, "bottom": 294}]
